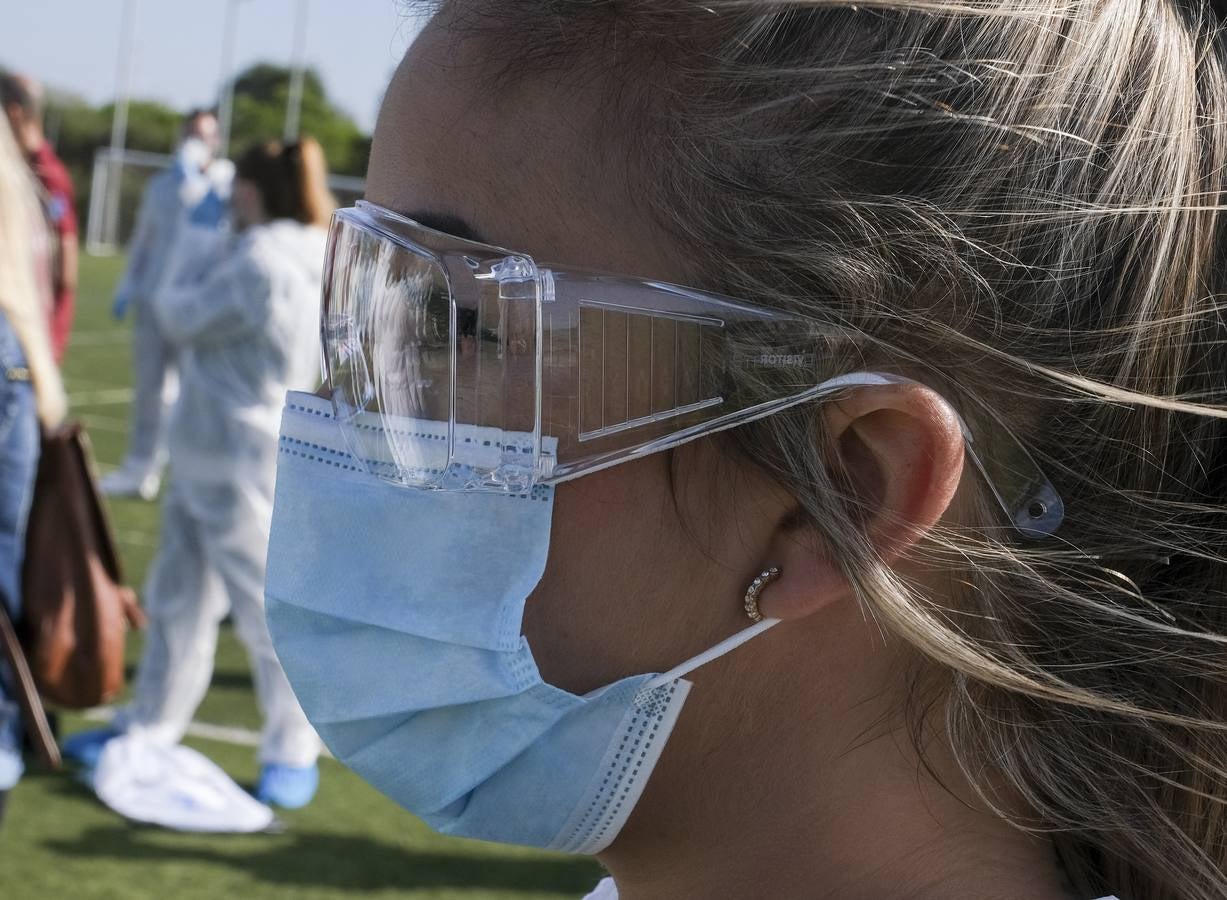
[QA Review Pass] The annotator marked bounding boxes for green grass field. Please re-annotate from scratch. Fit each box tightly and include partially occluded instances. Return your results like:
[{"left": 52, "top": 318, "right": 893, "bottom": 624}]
[{"left": 1, "top": 254, "right": 604, "bottom": 900}]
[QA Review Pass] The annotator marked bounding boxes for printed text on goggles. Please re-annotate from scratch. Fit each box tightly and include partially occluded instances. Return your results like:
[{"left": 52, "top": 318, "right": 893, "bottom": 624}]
[{"left": 320, "top": 201, "right": 1063, "bottom": 538}]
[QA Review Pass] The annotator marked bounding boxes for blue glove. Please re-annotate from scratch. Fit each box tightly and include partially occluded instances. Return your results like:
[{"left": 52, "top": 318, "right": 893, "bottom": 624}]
[{"left": 112, "top": 288, "right": 133, "bottom": 321}]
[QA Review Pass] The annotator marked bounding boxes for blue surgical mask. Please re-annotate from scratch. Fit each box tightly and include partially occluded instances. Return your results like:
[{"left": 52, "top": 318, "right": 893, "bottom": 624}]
[
  {"left": 176, "top": 137, "right": 211, "bottom": 175},
  {"left": 265, "top": 391, "right": 788, "bottom": 853}
]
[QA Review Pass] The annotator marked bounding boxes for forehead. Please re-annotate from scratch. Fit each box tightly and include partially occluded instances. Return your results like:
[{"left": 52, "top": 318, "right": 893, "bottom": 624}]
[{"left": 364, "top": 16, "right": 683, "bottom": 277}]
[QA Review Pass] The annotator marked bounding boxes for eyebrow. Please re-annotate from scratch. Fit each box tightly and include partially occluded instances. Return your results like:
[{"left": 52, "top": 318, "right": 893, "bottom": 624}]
[{"left": 405, "top": 210, "right": 487, "bottom": 244}]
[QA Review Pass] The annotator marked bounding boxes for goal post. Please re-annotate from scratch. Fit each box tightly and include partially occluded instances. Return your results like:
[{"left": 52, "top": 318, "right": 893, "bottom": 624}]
[
  {"left": 85, "top": 146, "right": 367, "bottom": 257},
  {"left": 85, "top": 147, "right": 176, "bottom": 257}
]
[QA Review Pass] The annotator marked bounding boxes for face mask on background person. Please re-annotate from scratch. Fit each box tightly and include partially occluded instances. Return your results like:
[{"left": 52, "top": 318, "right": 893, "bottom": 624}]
[{"left": 175, "top": 137, "right": 211, "bottom": 176}]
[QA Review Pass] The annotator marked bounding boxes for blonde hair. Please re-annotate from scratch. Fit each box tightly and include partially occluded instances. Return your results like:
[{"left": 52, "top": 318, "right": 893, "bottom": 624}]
[
  {"left": 448, "top": 1, "right": 1227, "bottom": 897},
  {"left": 0, "top": 114, "right": 64, "bottom": 428}
]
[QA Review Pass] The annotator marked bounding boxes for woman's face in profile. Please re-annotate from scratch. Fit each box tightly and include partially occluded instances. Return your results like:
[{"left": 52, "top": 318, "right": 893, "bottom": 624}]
[{"left": 363, "top": 17, "right": 793, "bottom": 701}]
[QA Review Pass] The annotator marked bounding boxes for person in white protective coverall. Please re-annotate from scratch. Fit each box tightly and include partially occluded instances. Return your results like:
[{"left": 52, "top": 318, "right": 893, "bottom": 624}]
[
  {"left": 102, "top": 109, "right": 235, "bottom": 501},
  {"left": 64, "top": 138, "right": 335, "bottom": 810}
]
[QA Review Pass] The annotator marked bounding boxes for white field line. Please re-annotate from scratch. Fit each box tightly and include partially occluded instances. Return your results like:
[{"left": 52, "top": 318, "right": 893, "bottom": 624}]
[
  {"left": 82, "top": 707, "right": 333, "bottom": 758},
  {"left": 114, "top": 529, "right": 160, "bottom": 549},
  {"left": 70, "top": 387, "right": 134, "bottom": 407}
]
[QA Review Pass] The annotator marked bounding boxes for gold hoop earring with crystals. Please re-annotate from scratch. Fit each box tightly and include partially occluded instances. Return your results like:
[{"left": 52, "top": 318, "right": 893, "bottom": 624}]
[{"left": 743, "top": 567, "right": 781, "bottom": 623}]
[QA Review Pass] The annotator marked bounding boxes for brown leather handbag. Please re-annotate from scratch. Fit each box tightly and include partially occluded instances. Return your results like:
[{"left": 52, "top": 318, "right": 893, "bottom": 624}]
[{"left": 19, "top": 423, "right": 143, "bottom": 710}]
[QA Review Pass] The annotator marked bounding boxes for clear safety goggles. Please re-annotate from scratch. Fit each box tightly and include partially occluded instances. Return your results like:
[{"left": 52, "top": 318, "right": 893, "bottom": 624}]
[{"left": 320, "top": 201, "right": 1063, "bottom": 538}]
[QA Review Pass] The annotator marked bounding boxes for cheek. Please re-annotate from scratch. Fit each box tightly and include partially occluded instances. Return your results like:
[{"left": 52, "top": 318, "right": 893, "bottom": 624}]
[
  {"left": 521, "top": 444, "right": 758, "bottom": 695},
  {"left": 521, "top": 455, "right": 680, "bottom": 695}
]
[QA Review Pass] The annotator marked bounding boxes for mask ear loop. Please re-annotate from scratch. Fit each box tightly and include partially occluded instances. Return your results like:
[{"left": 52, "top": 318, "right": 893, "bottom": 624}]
[
  {"left": 640, "top": 568, "right": 785, "bottom": 694},
  {"left": 637, "top": 377, "right": 943, "bottom": 696},
  {"left": 639, "top": 619, "right": 780, "bottom": 694},
  {"left": 635, "top": 372, "right": 1064, "bottom": 699}
]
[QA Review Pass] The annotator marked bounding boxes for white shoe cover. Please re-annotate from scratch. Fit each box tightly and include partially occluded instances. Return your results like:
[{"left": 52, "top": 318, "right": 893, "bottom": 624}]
[
  {"left": 100, "top": 466, "right": 162, "bottom": 501},
  {"left": 92, "top": 734, "right": 275, "bottom": 833}
]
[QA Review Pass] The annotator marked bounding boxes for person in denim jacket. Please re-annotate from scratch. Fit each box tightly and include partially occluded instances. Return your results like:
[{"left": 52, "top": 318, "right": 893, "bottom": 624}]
[{"left": 0, "top": 114, "right": 65, "bottom": 822}]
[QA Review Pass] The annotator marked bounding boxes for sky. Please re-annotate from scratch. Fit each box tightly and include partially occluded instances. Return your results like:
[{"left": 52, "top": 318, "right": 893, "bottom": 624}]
[{"left": 0, "top": 0, "right": 427, "bottom": 134}]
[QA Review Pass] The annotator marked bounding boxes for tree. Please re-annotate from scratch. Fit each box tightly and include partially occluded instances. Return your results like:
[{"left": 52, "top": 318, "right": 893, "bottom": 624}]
[
  {"left": 233, "top": 63, "right": 326, "bottom": 107},
  {"left": 38, "top": 61, "right": 370, "bottom": 244},
  {"left": 48, "top": 97, "right": 185, "bottom": 240},
  {"left": 52, "top": 98, "right": 180, "bottom": 170},
  {"left": 227, "top": 63, "right": 368, "bottom": 177}
]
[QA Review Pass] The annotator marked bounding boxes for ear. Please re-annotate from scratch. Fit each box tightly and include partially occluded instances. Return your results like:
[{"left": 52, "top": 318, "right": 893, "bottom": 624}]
[{"left": 755, "top": 382, "right": 965, "bottom": 621}]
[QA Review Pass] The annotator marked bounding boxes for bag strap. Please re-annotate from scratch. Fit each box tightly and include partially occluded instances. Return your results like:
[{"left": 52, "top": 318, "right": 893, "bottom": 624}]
[
  {"left": 0, "top": 590, "right": 61, "bottom": 771},
  {"left": 79, "top": 428, "right": 129, "bottom": 586},
  {"left": 45, "top": 424, "right": 129, "bottom": 586}
]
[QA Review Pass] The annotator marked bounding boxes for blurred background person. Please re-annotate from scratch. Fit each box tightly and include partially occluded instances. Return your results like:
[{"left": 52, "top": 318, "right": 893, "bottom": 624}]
[
  {"left": 65, "top": 138, "right": 333, "bottom": 812},
  {"left": 101, "top": 109, "right": 232, "bottom": 502},
  {"left": 0, "top": 113, "right": 66, "bottom": 823},
  {"left": 1, "top": 72, "right": 78, "bottom": 365}
]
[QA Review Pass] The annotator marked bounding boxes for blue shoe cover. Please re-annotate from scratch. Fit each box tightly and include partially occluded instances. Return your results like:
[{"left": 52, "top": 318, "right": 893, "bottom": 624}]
[
  {"left": 61, "top": 728, "right": 120, "bottom": 769},
  {"left": 255, "top": 763, "right": 319, "bottom": 810}
]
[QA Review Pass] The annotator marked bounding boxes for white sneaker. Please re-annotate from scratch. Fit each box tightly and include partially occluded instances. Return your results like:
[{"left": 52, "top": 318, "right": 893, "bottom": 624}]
[{"left": 100, "top": 467, "right": 162, "bottom": 501}]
